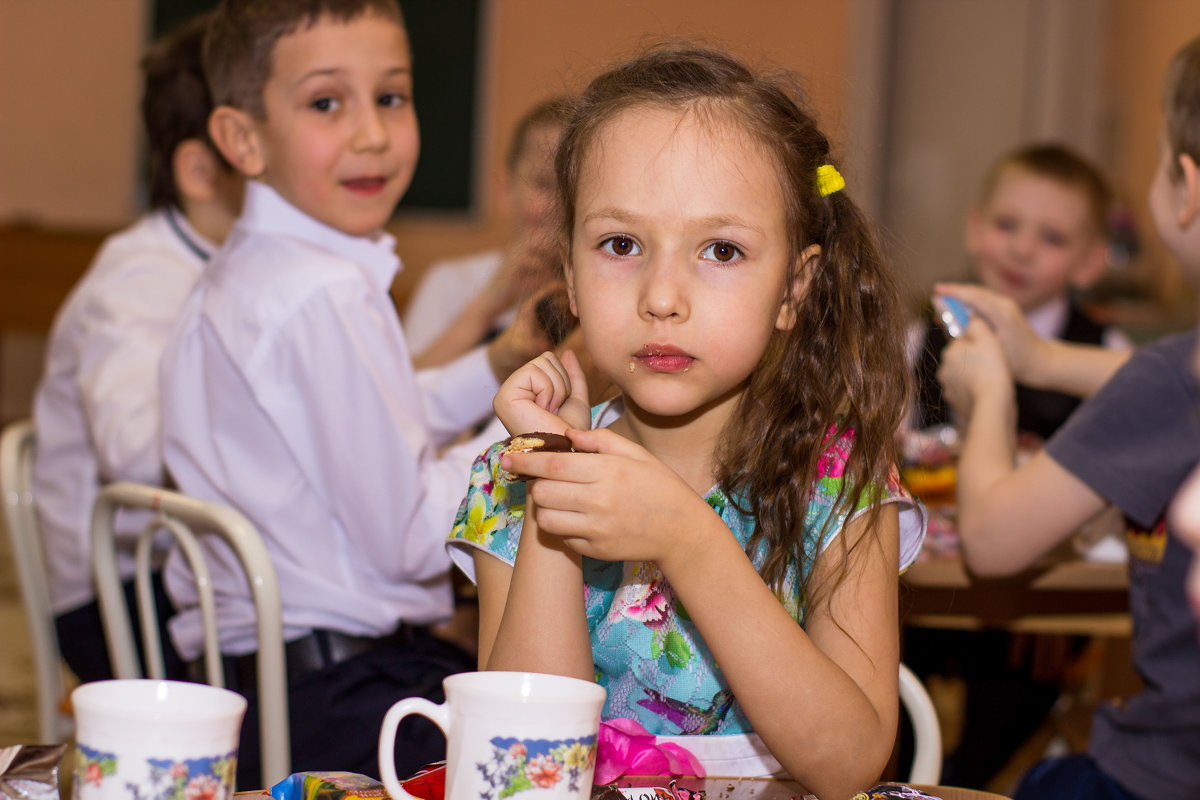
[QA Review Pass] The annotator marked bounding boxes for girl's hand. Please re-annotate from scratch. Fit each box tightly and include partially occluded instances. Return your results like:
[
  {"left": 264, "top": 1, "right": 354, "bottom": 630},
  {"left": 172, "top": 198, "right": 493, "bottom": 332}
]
[
  {"left": 500, "top": 427, "right": 714, "bottom": 567},
  {"left": 936, "top": 317, "right": 1013, "bottom": 421},
  {"left": 934, "top": 282, "right": 1044, "bottom": 382},
  {"left": 493, "top": 349, "right": 592, "bottom": 435}
]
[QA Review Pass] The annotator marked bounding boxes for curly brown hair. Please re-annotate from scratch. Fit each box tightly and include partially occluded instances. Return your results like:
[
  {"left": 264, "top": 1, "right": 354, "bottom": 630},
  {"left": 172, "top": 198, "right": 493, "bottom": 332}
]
[{"left": 556, "top": 45, "right": 910, "bottom": 599}]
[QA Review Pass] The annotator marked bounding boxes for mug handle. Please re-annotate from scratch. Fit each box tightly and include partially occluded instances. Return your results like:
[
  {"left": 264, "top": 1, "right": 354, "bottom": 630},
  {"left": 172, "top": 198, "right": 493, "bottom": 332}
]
[{"left": 378, "top": 697, "right": 450, "bottom": 800}]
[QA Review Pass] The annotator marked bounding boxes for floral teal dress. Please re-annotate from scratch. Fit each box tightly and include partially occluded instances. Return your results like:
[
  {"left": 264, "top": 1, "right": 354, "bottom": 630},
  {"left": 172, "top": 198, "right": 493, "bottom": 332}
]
[{"left": 447, "top": 403, "right": 926, "bottom": 745}]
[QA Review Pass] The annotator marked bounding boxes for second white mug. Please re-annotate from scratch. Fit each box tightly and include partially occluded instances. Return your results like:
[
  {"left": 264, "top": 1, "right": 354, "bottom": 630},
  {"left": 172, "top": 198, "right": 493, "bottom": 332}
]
[{"left": 379, "top": 671, "right": 606, "bottom": 800}]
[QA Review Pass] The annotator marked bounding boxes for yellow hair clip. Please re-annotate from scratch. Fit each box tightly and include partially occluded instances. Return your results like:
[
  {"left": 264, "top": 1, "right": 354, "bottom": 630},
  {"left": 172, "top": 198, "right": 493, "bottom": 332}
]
[{"left": 816, "top": 164, "right": 844, "bottom": 197}]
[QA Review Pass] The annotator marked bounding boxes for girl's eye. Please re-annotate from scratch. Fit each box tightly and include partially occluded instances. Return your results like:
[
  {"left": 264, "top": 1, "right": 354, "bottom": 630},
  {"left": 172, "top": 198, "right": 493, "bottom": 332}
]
[
  {"left": 1041, "top": 231, "right": 1068, "bottom": 248},
  {"left": 701, "top": 241, "right": 743, "bottom": 263},
  {"left": 311, "top": 96, "right": 339, "bottom": 113},
  {"left": 379, "top": 92, "right": 408, "bottom": 108},
  {"left": 600, "top": 236, "right": 641, "bottom": 257}
]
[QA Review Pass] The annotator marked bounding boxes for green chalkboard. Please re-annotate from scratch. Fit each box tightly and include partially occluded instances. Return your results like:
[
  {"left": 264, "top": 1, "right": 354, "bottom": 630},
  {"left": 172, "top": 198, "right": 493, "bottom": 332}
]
[{"left": 151, "top": 0, "right": 482, "bottom": 215}]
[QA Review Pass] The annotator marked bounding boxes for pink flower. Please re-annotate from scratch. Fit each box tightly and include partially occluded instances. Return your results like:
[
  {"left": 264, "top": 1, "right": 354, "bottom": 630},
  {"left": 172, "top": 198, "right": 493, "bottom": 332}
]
[
  {"left": 621, "top": 581, "right": 671, "bottom": 628},
  {"left": 85, "top": 763, "right": 103, "bottom": 787},
  {"left": 170, "top": 763, "right": 189, "bottom": 781},
  {"left": 509, "top": 742, "right": 527, "bottom": 759},
  {"left": 185, "top": 774, "right": 220, "bottom": 800},
  {"left": 525, "top": 755, "right": 562, "bottom": 788}
]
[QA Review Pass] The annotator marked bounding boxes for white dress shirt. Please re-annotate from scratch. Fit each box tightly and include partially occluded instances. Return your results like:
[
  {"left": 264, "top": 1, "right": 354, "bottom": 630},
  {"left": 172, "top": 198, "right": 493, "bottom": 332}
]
[
  {"left": 401, "top": 249, "right": 514, "bottom": 356},
  {"left": 160, "top": 181, "right": 499, "bottom": 659},
  {"left": 32, "top": 208, "right": 213, "bottom": 614}
]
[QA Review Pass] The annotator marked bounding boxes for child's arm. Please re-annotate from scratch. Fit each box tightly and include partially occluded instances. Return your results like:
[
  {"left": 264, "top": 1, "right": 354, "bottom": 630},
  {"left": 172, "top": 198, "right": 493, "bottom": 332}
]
[
  {"left": 471, "top": 348, "right": 596, "bottom": 674},
  {"left": 478, "top": 506, "right": 594, "bottom": 678},
  {"left": 938, "top": 318, "right": 1109, "bottom": 575},
  {"left": 506, "top": 429, "right": 903, "bottom": 800},
  {"left": 935, "top": 282, "right": 1131, "bottom": 398}
]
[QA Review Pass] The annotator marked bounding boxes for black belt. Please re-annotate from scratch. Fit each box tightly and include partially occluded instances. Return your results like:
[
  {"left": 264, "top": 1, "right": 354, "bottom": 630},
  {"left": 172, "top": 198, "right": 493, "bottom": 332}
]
[{"left": 188, "top": 624, "right": 428, "bottom": 692}]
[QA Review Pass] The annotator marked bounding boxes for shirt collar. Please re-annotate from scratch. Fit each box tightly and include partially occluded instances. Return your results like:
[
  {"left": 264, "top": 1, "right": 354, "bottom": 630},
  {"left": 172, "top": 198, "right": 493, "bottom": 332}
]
[
  {"left": 1024, "top": 294, "right": 1070, "bottom": 340},
  {"left": 237, "top": 180, "right": 402, "bottom": 291},
  {"left": 166, "top": 206, "right": 218, "bottom": 262}
]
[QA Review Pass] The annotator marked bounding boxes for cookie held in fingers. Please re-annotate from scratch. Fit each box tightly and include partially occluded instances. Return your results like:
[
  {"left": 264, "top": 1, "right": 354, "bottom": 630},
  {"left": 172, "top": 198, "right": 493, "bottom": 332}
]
[{"left": 501, "top": 432, "right": 574, "bottom": 480}]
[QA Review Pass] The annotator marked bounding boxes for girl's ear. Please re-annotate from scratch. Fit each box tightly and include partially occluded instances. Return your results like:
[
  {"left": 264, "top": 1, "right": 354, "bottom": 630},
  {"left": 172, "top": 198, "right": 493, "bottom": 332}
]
[
  {"left": 1179, "top": 153, "right": 1200, "bottom": 228},
  {"left": 208, "top": 106, "right": 265, "bottom": 178},
  {"left": 776, "top": 244, "right": 820, "bottom": 331}
]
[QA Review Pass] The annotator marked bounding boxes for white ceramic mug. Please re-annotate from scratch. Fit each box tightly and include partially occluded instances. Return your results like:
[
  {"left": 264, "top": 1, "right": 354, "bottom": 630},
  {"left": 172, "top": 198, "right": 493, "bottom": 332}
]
[
  {"left": 379, "top": 671, "right": 606, "bottom": 800},
  {"left": 71, "top": 679, "right": 247, "bottom": 800}
]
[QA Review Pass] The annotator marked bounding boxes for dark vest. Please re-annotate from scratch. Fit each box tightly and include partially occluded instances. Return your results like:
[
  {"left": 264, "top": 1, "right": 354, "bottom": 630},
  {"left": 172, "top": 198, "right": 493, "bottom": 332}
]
[{"left": 915, "top": 301, "right": 1108, "bottom": 441}]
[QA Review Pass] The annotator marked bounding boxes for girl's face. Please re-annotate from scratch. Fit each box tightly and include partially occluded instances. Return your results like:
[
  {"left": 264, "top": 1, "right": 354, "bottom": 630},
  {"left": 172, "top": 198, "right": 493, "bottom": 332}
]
[{"left": 566, "top": 104, "right": 802, "bottom": 425}]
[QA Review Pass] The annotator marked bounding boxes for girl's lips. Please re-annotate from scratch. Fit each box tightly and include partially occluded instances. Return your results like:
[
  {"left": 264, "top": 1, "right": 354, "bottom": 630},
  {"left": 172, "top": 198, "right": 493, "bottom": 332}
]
[
  {"left": 634, "top": 345, "right": 694, "bottom": 373},
  {"left": 343, "top": 176, "right": 387, "bottom": 195}
]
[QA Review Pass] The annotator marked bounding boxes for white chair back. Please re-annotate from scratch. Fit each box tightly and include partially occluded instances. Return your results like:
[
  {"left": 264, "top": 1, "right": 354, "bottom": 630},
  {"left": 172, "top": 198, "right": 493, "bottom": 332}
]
[
  {"left": 900, "top": 661, "right": 943, "bottom": 784},
  {"left": 91, "top": 481, "right": 290, "bottom": 786},
  {"left": 0, "top": 418, "right": 74, "bottom": 743}
]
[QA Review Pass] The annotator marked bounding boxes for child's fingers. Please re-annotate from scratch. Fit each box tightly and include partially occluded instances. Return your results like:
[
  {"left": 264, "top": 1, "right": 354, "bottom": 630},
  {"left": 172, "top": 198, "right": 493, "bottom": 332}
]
[
  {"left": 559, "top": 349, "right": 591, "bottom": 407},
  {"left": 563, "top": 426, "right": 643, "bottom": 457}
]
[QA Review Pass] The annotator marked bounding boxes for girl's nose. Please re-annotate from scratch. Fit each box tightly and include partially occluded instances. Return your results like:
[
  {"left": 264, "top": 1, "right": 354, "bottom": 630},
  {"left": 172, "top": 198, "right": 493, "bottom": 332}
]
[
  {"left": 639, "top": 254, "right": 689, "bottom": 321},
  {"left": 1009, "top": 229, "right": 1035, "bottom": 261}
]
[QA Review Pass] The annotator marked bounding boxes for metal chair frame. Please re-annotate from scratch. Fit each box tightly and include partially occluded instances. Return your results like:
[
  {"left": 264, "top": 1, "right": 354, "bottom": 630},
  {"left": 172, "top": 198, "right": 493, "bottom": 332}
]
[
  {"left": 92, "top": 481, "right": 290, "bottom": 786},
  {"left": 900, "top": 661, "right": 943, "bottom": 784},
  {"left": 0, "top": 418, "right": 74, "bottom": 743}
]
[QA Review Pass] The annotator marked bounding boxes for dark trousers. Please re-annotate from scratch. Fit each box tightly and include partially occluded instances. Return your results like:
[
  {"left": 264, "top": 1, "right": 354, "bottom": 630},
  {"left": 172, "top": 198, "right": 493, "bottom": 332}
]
[
  {"left": 227, "top": 629, "right": 474, "bottom": 789},
  {"left": 1014, "top": 754, "right": 1146, "bottom": 800},
  {"left": 54, "top": 571, "right": 187, "bottom": 683}
]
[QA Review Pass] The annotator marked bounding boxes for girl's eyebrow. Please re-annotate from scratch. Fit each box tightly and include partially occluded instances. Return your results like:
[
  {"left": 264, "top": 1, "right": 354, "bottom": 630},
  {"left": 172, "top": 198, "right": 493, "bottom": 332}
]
[{"left": 582, "top": 206, "right": 764, "bottom": 234}]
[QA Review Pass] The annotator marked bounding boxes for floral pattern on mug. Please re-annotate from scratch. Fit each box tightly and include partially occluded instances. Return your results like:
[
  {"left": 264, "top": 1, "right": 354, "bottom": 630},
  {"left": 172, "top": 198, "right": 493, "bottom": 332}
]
[
  {"left": 477, "top": 736, "right": 597, "bottom": 800},
  {"left": 75, "top": 745, "right": 117, "bottom": 788},
  {"left": 73, "top": 745, "right": 237, "bottom": 800}
]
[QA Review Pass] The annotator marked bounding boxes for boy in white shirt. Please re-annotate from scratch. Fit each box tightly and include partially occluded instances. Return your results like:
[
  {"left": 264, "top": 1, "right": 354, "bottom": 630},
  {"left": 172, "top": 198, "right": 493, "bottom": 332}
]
[
  {"left": 159, "top": 0, "right": 545, "bottom": 783},
  {"left": 32, "top": 12, "right": 242, "bottom": 684}
]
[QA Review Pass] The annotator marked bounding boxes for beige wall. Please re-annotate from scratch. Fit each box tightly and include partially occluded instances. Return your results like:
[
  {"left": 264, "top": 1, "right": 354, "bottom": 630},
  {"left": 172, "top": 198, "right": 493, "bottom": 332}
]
[
  {"left": 0, "top": 1, "right": 147, "bottom": 230},
  {"left": 0, "top": 1, "right": 851, "bottom": 307}
]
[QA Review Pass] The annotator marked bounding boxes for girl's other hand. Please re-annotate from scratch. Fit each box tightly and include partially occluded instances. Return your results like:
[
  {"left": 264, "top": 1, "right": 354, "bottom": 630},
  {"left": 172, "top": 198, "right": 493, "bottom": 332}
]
[
  {"left": 936, "top": 317, "right": 1013, "bottom": 421},
  {"left": 934, "top": 282, "right": 1044, "bottom": 383},
  {"left": 494, "top": 349, "right": 592, "bottom": 435},
  {"left": 502, "top": 427, "right": 715, "bottom": 567}
]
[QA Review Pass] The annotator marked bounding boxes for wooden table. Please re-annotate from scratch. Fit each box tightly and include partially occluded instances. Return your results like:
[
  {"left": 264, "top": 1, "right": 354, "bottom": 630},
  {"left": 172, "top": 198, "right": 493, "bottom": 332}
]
[{"left": 901, "top": 553, "right": 1130, "bottom": 636}]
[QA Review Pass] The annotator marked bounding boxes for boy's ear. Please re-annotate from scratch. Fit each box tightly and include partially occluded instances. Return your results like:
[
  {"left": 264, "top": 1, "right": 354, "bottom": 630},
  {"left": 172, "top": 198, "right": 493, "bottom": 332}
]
[
  {"left": 208, "top": 106, "right": 265, "bottom": 178},
  {"left": 1068, "top": 240, "right": 1111, "bottom": 291},
  {"left": 173, "top": 139, "right": 219, "bottom": 204},
  {"left": 776, "top": 244, "right": 820, "bottom": 331},
  {"left": 964, "top": 207, "right": 984, "bottom": 256},
  {"left": 1179, "top": 153, "right": 1200, "bottom": 228}
]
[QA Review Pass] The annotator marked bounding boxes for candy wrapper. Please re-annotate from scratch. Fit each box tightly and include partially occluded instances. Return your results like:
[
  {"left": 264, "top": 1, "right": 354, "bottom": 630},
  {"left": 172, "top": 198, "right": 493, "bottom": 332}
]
[
  {"left": 0, "top": 745, "right": 67, "bottom": 800},
  {"left": 269, "top": 771, "right": 387, "bottom": 800}
]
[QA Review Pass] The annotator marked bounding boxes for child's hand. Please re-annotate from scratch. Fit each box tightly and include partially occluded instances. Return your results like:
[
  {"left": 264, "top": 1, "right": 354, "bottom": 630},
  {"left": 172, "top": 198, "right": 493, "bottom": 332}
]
[
  {"left": 934, "top": 282, "right": 1044, "bottom": 383},
  {"left": 936, "top": 317, "right": 1014, "bottom": 421},
  {"left": 501, "top": 427, "right": 715, "bottom": 568},
  {"left": 494, "top": 349, "right": 592, "bottom": 435}
]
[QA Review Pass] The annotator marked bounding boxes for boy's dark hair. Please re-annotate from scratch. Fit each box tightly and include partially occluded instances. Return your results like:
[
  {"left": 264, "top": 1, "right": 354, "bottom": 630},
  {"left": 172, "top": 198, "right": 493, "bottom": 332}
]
[
  {"left": 1164, "top": 36, "right": 1200, "bottom": 181},
  {"left": 505, "top": 96, "right": 575, "bottom": 174},
  {"left": 979, "top": 143, "right": 1114, "bottom": 237},
  {"left": 556, "top": 45, "right": 909, "bottom": 599},
  {"left": 204, "top": 0, "right": 405, "bottom": 118},
  {"left": 142, "top": 12, "right": 222, "bottom": 209}
]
